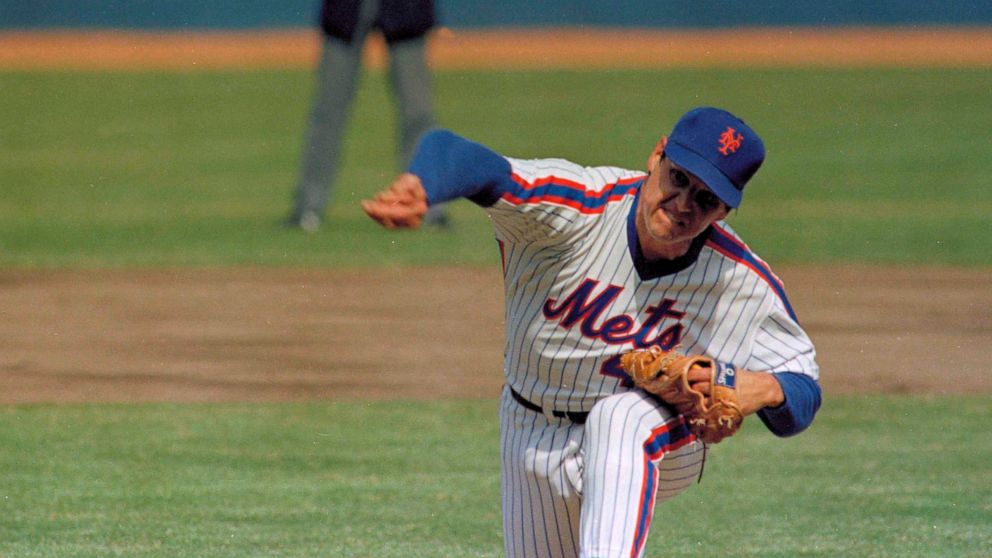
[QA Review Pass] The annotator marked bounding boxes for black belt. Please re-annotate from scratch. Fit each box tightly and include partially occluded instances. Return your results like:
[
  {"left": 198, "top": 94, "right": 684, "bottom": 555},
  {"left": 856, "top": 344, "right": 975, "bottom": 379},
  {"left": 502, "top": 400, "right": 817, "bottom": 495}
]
[{"left": 509, "top": 387, "right": 589, "bottom": 424}]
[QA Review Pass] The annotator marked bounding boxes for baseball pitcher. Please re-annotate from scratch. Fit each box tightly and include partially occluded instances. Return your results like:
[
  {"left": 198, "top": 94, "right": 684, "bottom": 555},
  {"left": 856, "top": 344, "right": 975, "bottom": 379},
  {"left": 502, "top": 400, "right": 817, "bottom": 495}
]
[{"left": 362, "top": 107, "right": 821, "bottom": 558}]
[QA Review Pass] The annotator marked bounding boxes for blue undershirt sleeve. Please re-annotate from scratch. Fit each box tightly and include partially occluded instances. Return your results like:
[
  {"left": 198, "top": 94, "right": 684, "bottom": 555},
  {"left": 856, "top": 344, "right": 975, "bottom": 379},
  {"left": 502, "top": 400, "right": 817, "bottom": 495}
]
[
  {"left": 408, "top": 129, "right": 512, "bottom": 207},
  {"left": 757, "top": 372, "right": 822, "bottom": 437}
]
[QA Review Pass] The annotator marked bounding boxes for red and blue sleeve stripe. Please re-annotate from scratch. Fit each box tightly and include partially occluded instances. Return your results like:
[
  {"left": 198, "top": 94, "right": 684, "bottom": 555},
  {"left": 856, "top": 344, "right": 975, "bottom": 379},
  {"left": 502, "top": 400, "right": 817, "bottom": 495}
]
[
  {"left": 705, "top": 225, "right": 798, "bottom": 322},
  {"left": 501, "top": 173, "right": 643, "bottom": 215},
  {"left": 409, "top": 128, "right": 644, "bottom": 213}
]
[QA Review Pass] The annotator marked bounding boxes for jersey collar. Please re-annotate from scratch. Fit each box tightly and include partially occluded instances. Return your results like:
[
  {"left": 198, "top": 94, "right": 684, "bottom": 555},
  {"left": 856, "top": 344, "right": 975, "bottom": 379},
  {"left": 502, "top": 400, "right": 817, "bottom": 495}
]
[{"left": 626, "top": 190, "right": 712, "bottom": 280}]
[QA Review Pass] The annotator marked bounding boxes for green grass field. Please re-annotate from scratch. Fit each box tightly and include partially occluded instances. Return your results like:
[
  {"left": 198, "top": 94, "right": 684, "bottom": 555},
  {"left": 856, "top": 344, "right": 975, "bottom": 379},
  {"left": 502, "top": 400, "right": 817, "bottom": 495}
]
[
  {"left": 2, "top": 68, "right": 991, "bottom": 267},
  {"left": 2, "top": 397, "right": 990, "bottom": 557},
  {"left": 3, "top": 66, "right": 991, "bottom": 556}
]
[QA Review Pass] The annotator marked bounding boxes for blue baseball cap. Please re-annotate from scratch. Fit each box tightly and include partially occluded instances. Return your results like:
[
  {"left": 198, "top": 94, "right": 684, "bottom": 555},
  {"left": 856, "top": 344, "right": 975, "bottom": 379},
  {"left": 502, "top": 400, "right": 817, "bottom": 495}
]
[{"left": 664, "top": 107, "right": 765, "bottom": 208}]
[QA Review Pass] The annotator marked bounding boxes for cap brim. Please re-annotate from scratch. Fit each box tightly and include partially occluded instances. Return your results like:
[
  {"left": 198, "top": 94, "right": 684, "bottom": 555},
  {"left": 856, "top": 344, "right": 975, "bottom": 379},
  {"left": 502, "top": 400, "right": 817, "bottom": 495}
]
[{"left": 665, "top": 142, "right": 742, "bottom": 208}]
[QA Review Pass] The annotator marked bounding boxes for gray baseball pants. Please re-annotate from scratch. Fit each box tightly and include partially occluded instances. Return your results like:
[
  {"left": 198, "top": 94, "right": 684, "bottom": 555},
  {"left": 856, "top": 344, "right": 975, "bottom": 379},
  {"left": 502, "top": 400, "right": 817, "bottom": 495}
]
[{"left": 292, "top": 0, "right": 441, "bottom": 221}]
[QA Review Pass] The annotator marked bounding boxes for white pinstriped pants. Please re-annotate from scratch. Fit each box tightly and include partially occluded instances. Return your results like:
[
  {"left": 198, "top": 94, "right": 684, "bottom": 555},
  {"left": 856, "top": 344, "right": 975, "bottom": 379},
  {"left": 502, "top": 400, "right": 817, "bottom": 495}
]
[{"left": 499, "top": 387, "right": 705, "bottom": 558}]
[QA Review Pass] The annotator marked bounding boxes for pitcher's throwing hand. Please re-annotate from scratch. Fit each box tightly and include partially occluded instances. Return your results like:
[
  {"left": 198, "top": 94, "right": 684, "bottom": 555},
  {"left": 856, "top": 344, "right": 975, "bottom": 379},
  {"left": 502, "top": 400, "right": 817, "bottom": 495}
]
[{"left": 361, "top": 173, "right": 429, "bottom": 229}]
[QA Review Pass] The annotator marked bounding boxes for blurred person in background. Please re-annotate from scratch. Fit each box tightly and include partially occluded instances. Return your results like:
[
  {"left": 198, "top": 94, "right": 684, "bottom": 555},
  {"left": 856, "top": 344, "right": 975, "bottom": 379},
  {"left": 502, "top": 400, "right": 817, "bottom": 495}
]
[{"left": 288, "top": 0, "right": 448, "bottom": 232}]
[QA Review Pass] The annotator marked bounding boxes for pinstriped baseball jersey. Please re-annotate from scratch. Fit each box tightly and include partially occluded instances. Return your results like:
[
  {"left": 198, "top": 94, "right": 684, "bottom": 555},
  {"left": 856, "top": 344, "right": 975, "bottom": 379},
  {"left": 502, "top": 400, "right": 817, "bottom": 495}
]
[
  {"left": 392, "top": 126, "right": 823, "bottom": 558},
  {"left": 488, "top": 156, "right": 818, "bottom": 415}
]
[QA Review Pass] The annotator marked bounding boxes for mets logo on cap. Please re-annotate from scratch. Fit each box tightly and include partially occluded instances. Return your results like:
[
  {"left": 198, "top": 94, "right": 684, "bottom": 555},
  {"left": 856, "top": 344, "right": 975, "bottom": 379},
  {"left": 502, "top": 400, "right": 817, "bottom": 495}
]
[
  {"left": 663, "top": 107, "right": 766, "bottom": 208},
  {"left": 718, "top": 127, "right": 744, "bottom": 156}
]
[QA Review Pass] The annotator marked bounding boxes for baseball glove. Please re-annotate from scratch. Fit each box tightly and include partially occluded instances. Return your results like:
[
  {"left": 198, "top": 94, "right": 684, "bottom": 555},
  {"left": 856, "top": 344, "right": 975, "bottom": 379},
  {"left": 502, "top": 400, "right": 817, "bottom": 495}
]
[{"left": 619, "top": 346, "right": 744, "bottom": 444}]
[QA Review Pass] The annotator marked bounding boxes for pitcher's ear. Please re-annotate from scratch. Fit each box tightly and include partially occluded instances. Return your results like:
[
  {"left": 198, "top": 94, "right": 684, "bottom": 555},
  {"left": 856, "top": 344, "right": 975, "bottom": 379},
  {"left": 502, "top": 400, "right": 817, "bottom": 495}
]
[{"left": 647, "top": 136, "right": 668, "bottom": 170}]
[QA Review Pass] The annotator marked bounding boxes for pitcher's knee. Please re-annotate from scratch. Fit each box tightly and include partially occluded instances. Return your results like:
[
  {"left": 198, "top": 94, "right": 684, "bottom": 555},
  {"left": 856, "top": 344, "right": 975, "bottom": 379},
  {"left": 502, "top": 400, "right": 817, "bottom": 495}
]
[
  {"left": 587, "top": 391, "right": 645, "bottom": 430},
  {"left": 588, "top": 391, "right": 680, "bottom": 436}
]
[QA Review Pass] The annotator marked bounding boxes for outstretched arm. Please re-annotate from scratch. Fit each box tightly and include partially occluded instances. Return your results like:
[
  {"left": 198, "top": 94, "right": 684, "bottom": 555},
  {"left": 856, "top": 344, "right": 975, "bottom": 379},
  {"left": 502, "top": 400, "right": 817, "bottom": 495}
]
[{"left": 362, "top": 129, "right": 512, "bottom": 229}]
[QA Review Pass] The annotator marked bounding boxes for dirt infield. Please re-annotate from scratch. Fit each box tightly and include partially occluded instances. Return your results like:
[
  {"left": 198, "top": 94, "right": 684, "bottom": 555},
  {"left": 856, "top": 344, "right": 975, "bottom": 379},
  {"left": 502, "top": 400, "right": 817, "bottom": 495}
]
[
  {"left": 1, "top": 27, "right": 991, "bottom": 71},
  {"left": 1, "top": 265, "right": 989, "bottom": 404}
]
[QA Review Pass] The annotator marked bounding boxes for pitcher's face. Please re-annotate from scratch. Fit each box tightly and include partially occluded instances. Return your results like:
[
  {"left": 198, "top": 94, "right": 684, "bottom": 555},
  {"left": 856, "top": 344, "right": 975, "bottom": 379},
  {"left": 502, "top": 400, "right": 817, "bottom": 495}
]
[{"left": 636, "top": 152, "right": 729, "bottom": 258}]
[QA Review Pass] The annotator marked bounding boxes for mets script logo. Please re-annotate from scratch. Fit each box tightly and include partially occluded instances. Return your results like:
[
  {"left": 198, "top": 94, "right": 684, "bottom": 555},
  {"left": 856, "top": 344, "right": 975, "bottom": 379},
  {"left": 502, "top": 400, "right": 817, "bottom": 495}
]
[
  {"left": 718, "top": 126, "right": 744, "bottom": 155},
  {"left": 541, "top": 278, "right": 685, "bottom": 382}
]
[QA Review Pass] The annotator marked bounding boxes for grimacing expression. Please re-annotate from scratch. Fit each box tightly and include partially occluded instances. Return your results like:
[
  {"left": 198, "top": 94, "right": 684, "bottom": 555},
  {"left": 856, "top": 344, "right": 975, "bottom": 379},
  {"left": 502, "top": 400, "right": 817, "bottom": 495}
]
[{"left": 638, "top": 153, "right": 730, "bottom": 252}]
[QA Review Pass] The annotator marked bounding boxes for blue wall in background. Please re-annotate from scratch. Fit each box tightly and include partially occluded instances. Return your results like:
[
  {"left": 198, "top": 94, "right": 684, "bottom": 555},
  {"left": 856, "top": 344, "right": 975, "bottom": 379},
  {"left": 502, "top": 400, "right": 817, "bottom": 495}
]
[{"left": 3, "top": 0, "right": 991, "bottom": 29}]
